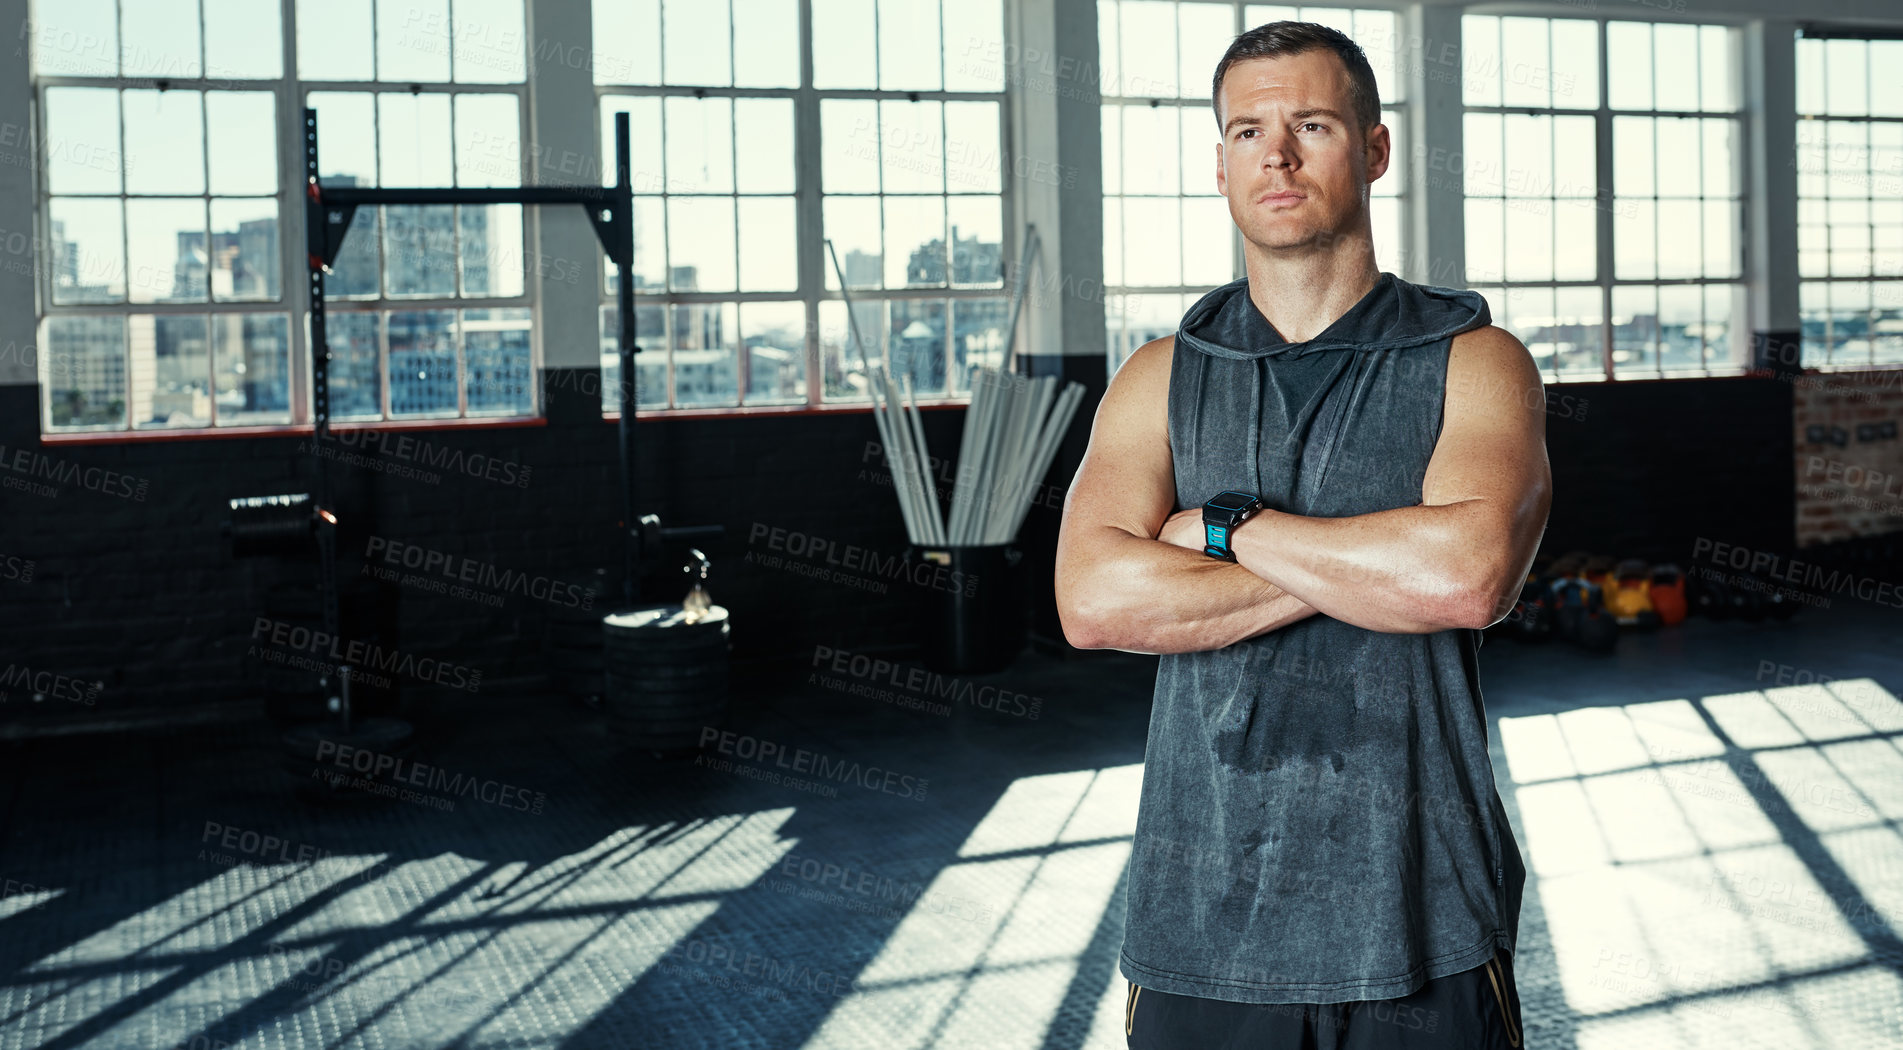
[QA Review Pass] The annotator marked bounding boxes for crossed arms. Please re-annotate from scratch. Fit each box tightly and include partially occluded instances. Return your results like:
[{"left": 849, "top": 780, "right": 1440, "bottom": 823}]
[{"left": 1054, "top": 326, "right": 1552, "bottom": 655}]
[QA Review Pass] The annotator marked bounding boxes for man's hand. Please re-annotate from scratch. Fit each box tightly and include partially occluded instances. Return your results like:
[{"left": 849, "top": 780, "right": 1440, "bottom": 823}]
[{"left": 1157, "top": 508, "right": 1204, "bottom": 552}]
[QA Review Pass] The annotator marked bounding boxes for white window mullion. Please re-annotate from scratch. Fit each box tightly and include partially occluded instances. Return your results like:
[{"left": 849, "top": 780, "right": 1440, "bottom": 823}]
[
  {"left": 205, "top": 92, "right": 219, "bottom": 427},
  {"left": 280, "top": 0, "right": 307, "bottom": 427},
  {"left": 117, "top": 88, "right": 134, "bottom": 420},
  {"left": 797, "top": 0, "right": 823, "bottom": 408},
  {"left": 730, "top": 0, "right": 746, "bottom": 406},
  {"left": 455, "top": 310, "right": 467, "bottom": 416},
  {"left": 382, "top": 304, "right": 393, "bottom": 418},
  {"left": 1596, "top": 21, "right": 1615, "bottom": 380}
]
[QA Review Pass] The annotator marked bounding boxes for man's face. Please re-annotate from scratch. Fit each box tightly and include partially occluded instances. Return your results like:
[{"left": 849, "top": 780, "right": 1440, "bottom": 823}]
[{"left": 1212, "top": 51, "right": 1388, "bottom": 254}]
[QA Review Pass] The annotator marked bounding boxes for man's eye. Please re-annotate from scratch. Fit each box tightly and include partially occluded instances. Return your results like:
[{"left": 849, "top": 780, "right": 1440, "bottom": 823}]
[
  {"left": 1238, "top": 129, "right": 1257, "bottom": 140},
  {"left": 1301, "top": 122, "right": 1324, "bottom": 132}
]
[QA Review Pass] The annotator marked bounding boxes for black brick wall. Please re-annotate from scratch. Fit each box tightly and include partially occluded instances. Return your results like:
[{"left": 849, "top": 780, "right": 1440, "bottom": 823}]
[
  {"left": 0, "top": 367, "right": 1826, "bottom": 722},
  {"left": 0, "top": 369, "right": 982, "bottom": 718},
  {"left": 1540, "top": 375, "right": 1797, "bottom": 565}
]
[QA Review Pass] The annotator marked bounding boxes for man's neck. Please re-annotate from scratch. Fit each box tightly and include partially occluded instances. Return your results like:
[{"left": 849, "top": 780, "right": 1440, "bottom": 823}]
[{"left": 1241, "top": 238, "right": 1382, "bottom": 345}]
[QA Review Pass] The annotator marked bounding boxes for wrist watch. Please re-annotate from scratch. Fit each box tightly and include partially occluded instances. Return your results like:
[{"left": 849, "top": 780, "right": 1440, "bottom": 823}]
[{"left": 1202, "top": 490, "right": 1262, "bottom": 562}]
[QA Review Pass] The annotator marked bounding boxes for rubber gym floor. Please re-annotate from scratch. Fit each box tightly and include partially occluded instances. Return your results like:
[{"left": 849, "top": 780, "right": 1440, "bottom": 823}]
[{"left": 2, "top": 598, "right": 1899, "bottom": 1050}]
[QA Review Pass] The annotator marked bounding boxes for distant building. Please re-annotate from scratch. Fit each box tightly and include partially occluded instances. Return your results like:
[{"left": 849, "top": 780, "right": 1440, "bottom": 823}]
[
  {"left": 130, "top": 315, "right": 209, "bottom": 427},
  {"left": 49, "top": 218, "right": 120, "bottom": 303},
  {"left": 214, "top": 314, "right": 291, "bottom": 422},
  {"left": 43, "top": 315, "right": 126, "bottom": 427},
  {"left": 904, "top": 225, "right": 1002, "bottom": 287},
  {"left": 843, "top": 249, "right": 881, "bottom": 287}
]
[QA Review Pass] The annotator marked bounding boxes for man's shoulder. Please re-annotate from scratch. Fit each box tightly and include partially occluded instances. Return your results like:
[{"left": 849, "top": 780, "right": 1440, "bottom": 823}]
[
  {"left": 1448, "top": 324, "right": 1537, "bottom": 377},
  {"left": 1449, "top": 323, "right": 1527, "bottom": 352},
  {"left": 1443, "top": 325, "right": 1544, "bottom": 414},
  {"left": 1096, "top": 336, "right": 1177, "bottom": 426},
  {"left": 1112, "top": 334, "right": 1177, "bottom": 385},
  {"left": 1134, "top": 332, "right": 1177, "bottom": 357}
]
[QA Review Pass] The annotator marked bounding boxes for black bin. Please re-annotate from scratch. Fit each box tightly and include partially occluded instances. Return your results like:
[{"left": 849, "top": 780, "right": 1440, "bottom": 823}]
[{"left": 910, "top": 544, "right": 1027, "bottom": 675}]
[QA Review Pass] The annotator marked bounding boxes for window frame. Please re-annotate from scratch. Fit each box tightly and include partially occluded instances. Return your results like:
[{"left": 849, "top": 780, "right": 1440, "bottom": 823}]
[
  {"left": 1460, "top": 13, "right": 1751, "bottom": 383},
  {"left": 301, "top": 83, "right": 537, "bottom": 421},
  {"left": 592, "top": 0, "right": 1017, "bottom": 417},
  {"left": 30, "top": 0, "right": 541, "bottom": 440},
  {"left": 1794, "top": 29, "right": 1903, "bottom": 373}
]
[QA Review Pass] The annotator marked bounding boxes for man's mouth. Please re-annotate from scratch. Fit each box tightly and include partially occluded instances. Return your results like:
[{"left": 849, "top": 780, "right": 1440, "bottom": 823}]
[{"left": 1258, "top": 191, "right": 1306, "bottom": 205}]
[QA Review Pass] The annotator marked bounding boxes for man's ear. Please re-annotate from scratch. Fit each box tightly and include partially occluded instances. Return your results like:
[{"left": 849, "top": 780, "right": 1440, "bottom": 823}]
[
  {"left": 1364, "top": 122, "right": 1391, "bottom": 184},
  {"left": 1215, "top": 139, "right": 1227, "bottom": 197}
]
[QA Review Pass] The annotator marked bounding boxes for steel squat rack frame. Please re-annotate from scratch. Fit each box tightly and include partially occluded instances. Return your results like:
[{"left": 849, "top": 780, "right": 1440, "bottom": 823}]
[{"left": 302, "top": 109, "right": 662, "bottom": 619}]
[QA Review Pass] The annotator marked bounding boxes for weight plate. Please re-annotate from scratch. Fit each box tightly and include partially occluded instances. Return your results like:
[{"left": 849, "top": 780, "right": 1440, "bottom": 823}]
[{"left": 602, "top": 604, "right": 730, "bottom": 633}]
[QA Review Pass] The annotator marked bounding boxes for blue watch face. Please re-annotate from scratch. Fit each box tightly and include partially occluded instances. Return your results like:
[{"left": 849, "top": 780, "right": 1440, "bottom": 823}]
[{"left": 1207, "top": 491, "right": 1256, "bottom": 512}]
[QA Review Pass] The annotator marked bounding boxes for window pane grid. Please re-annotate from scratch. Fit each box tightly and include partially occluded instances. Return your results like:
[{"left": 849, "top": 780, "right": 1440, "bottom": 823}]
[
  {"left": 1795, "top": 36, "right": 1903, "bottom": 370},
  {"left": 295, "top": 0, "right": 526, "bottom": 84},
  {"left": 1465, "top": 15, "right": 1744, "bottom": 381},
  {"left": 39, "top": 70, "right": 291, "bottom": 428},
  {"left": 33, "top": 0, "right": 533, "bottom": 434},
  {"left": 598, "top": 0, "right": 1007, "bottom": 411},
  {"left": 306, "top": 85, "right": 529, "bottom": 417}
]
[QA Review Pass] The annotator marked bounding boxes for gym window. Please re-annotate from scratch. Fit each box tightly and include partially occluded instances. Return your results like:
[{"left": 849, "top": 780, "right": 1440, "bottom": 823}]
[
  {"left": 1101, "top": 2, "right": 1409, "bottom": 372},
  {"left": 1794, "top": 31, "right": 1903, "bottom": 370},
  {"left": 592, "top": 0, "right": 1012, "bottom": 413},
  {"left": 305, "top": 90, "right": 532, "bottom": 420},
  {"left": 1461, "top": 16, "right": 1748, "bottom": 381},
  {"left": 30, "top": 0, "right": 533, "bottom": 435},
  {"left": 39, "top": 83, "right": 291, "bottom": 430}
]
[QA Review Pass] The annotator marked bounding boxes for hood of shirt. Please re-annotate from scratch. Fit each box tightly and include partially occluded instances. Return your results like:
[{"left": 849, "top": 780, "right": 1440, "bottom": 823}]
[
  {"left": 1175, "top": 271, "right": 1491, "bottom": 362},
  {"left": 1173, "top": 272, "right": 1492, "bottom": 498}
]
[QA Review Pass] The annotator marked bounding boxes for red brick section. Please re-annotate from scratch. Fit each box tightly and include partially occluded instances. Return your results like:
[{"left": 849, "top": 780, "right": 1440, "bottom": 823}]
[{"left": 1793, "top": 370, "right": 1903, "bottom": 548}]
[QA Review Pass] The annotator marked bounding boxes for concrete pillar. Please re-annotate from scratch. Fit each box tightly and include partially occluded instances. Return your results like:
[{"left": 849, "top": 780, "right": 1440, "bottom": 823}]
[
  {"left": 1010, "top": 0, "right": 1108, "bottom": 380},
  {"left": 1006, "top": 0, "right": 1109, "bottom": 653},
  {"left": 0, "top": 0, "right": 36, "bottom": 388},
  {"left": 1744, "top": 19, "right": 1802, "bottom": 377},
  {"left": 1402, "top": 2, "right": 1465, "bottom": 291},
  {"left": 526, "top": 0, "right": 602, "bottom": 383}
]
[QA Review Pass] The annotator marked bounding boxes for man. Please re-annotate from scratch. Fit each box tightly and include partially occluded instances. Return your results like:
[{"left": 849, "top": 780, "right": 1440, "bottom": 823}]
[{"left": 1056, "top": 21, "right": 1550, "bottom": 1050}]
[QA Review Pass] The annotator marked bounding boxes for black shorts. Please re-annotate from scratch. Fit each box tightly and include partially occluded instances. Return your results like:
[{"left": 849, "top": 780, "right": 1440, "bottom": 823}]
[{"left": 1125, "top": 948, "right": 1524, "bottom": 1049}]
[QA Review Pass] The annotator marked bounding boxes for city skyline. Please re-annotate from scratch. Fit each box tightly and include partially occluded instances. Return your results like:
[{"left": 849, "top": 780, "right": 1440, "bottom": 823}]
[{"left": 44, "top": 196, "right": 530, "bottom": 428}]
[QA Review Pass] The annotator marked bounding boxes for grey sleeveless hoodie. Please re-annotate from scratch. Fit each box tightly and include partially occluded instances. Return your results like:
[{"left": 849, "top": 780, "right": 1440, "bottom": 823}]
[{"left": 1116, "top": 271, "right": 1527, "bottom": 1005}]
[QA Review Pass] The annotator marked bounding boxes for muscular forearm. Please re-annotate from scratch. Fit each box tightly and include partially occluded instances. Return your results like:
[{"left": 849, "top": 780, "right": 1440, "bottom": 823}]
[
  {"left": 1228, "top": 503, "right": 1504, "bottom": 634},
  {"left": 1059, "top": 526, "right": 1320, "bottom": 654}
]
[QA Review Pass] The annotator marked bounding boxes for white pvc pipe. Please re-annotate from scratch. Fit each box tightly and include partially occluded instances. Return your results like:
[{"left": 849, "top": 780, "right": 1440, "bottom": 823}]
[
  {"left": 951, "top": 369, "right": 997, "bottom": 544},
  {"left": 894, "top": 373, "right": 935, "bottom": 543},
  {"left": 900, "top": 374, "right": 945, "bottom": 545},
  {"left": 989, "top": 372, "right": 1050, "bottom": 540},
  {"left": 1005, "top": 382, "right": 1084, "bottom": 539},
  {"left": 966, "top": 371, "right": 1012, "bottom": 543},
  {"left": 954, "top": 367, "right": 1001, "bottom": 544},
  {"left": 990, "top": 375, "right": 1055, "bottom": 542},
  {"left": 867, "top": 369, "right": 922, "bottom": 542},
  {"left": 949, "top": 368, "right": 987, "bottom": 544},
  {"left": 882, "top": 370, "right": 928, "bottom": 544}
]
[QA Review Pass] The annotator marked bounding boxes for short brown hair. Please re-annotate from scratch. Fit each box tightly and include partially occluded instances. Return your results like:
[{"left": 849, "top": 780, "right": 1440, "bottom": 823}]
[{"left": 1211, "top": 21, "right": 1382, "bottom": 132}]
